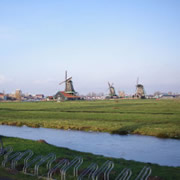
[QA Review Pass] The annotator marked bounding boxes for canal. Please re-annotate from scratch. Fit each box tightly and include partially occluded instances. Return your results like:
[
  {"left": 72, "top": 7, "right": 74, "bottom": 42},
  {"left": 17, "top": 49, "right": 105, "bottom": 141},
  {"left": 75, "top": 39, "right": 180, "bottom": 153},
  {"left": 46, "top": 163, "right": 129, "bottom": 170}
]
[{"left": 0, "top": 125, "right": 180, "bottom": 167}]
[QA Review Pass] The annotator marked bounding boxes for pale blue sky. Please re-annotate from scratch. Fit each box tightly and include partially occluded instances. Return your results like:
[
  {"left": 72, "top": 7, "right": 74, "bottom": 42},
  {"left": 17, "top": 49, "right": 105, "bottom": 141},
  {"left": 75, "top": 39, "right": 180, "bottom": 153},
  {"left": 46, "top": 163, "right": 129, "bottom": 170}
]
[{"left": 0, "top": 0, "right": 180, "bottom": 95}]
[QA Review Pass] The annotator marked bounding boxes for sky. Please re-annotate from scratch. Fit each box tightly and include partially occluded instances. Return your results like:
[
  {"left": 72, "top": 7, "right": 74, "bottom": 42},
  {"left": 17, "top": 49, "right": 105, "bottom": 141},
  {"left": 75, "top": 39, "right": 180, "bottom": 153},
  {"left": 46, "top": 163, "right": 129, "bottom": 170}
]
[{"left": 0, "top": 0, "right": 180, "bottom": 95}]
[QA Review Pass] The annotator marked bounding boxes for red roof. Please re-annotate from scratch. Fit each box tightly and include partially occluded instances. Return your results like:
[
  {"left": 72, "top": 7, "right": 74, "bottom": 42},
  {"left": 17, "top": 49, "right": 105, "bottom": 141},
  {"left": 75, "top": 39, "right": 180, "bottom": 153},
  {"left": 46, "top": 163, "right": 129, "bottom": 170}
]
[
  {"left": 47, "top": 96, "right": 53, "bottom": 99},
  {"left": 60, "top": 91, "right": 80, "bottom": 98}
]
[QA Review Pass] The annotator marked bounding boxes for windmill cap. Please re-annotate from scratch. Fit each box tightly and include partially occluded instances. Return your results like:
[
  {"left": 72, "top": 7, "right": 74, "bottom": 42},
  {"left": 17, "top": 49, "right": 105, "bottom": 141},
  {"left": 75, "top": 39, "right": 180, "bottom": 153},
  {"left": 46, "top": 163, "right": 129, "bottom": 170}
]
[{"left": 137, "top": 84, "right": 144, "bottom": 87}]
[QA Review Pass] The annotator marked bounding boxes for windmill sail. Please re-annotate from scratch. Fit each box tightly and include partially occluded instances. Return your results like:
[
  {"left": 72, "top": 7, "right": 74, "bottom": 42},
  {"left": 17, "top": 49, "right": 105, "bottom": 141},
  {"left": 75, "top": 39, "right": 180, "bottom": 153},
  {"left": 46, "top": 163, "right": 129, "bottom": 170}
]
[
  {"left": 108, "top": 82, "right": 117, "bottom": 97},
  {"left": 59, "top": 71, "right": 76, "bottom": 95},
  {"left": 134, "top": 78, "right": 146, "bottom": 99}
]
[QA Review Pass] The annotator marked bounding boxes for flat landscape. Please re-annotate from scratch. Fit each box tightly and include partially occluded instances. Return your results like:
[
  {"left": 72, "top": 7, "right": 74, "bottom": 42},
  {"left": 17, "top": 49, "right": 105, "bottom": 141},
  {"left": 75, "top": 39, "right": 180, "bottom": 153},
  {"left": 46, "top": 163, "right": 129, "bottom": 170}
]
[
  {"left": 0, "top": 99, "right": 180, "bottom": 179},
  {"left": 0, "top": 99, "right": 180, "bottom": 139},
  {"left": 1, "top": 1, "right": 179, "bottom": 179}
]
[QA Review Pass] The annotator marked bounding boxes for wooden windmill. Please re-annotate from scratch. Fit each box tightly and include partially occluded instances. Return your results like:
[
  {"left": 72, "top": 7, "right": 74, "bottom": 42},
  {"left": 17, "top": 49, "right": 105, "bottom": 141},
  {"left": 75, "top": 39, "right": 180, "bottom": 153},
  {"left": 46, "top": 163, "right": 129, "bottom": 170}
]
[
  {"left": 108, "top": 82, "right": 118, "bottom": 98},
  {"left": 55, "top": 71, "right": 80, "bottom": 101},
  {"left": 134, "top": 78, "right": 146, "bottom": 99},
  {"left": 59, "top": 71, "right": 76, "bottom": 95}
]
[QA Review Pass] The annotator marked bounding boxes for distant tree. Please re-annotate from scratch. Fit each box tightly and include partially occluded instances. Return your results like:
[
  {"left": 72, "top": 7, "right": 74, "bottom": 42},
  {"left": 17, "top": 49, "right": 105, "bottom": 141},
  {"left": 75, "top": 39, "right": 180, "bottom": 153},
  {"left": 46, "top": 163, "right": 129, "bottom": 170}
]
[
  {"left": 91, "top": 92, "right": 97, "bottom": 97},
  {"left": 98, "top": 92, "right": 104, "bottom": 96},
  {"left": 154, "top": 91, "right": 162, "bottom": 96}
]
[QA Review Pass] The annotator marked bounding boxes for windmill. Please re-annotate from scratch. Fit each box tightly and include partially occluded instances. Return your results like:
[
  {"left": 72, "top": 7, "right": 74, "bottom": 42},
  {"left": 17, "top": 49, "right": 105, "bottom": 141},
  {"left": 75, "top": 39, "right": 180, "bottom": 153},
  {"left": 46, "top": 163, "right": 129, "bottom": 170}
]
[
  {"left": 59, "top": 71, "right": 76, "bottom": 95},
  {"left": 108, "top": 82, "right": 118, "bottom": 98},
  {"left": 134, "top": 78, "right": 146, "bottom": 99}
]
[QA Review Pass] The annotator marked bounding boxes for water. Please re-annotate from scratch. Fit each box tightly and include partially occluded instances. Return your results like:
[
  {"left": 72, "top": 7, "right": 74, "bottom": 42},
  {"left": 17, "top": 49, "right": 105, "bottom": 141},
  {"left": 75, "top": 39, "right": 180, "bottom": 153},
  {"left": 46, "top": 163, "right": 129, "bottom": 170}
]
[{"left": 0, "top": 125, "right": 180, "bottom": 167}]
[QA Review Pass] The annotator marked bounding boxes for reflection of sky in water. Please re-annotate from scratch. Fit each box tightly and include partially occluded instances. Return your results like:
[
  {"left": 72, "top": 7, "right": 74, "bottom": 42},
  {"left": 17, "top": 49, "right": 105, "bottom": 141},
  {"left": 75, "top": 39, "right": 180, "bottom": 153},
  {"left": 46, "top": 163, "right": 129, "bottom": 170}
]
[{"left": 0, "top": 125, "right": 180, "bottom": 167}]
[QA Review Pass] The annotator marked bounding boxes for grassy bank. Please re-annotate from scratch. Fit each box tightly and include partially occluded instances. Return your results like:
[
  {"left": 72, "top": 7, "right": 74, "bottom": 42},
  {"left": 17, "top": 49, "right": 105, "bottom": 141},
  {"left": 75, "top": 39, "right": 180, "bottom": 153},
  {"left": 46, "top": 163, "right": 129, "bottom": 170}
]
[
  {"left": 0, "top": 99, "right": 180, "bottom": 139},
  {"left": 0, "top": 136, "right": 180, "bottom": 180}
]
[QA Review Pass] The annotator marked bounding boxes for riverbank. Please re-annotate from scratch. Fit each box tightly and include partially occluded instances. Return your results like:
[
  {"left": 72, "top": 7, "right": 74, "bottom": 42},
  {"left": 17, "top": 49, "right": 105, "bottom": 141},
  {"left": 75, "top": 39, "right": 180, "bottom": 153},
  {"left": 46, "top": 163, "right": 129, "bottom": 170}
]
[
  {"left": 0, "top": 99, "right": 180, "bottom": 139},
  {"left": 0, "top": 136, "right": 180, "bottom": 180}
]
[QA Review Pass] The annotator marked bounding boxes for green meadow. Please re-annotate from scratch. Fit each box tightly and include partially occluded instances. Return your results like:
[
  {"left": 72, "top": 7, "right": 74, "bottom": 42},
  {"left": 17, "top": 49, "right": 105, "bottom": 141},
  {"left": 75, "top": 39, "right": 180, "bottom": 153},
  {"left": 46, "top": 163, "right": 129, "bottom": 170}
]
[
  {"left": 0, "top": 99, "right": 180, "bottom": 179},
  {"left": 0, "top": 99, "right": 180, "bottom": 138},
  {"left": 0, "top": 136, "right": 180, "bottom": 180}
]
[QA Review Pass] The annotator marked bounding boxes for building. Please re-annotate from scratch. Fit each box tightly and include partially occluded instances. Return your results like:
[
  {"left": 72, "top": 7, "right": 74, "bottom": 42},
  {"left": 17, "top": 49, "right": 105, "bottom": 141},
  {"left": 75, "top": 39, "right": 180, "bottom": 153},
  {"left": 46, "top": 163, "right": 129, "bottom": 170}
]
[
  {"left": 46, "top": 96, "right": 54, "bottom": 101},
  {"left": 15, "top": 89, "right": 22, "bottom": 101},
  {"left": 160, "top": 94, "right": 176, "bottom": 99},
  {"left": 55, "top": 91, "right": 80, "bottom": 101},
  {"left": 134, "top": 84, "right": 146, "bottom": 99},
  {"left": 119, "top": 91, "right": 125, "bottom": 98},
  {"left": 0, "top": 93, "right": 5, "bottom": 100},
  {"left": 35, "top": 94, "right": 45, "bottom": 100}
]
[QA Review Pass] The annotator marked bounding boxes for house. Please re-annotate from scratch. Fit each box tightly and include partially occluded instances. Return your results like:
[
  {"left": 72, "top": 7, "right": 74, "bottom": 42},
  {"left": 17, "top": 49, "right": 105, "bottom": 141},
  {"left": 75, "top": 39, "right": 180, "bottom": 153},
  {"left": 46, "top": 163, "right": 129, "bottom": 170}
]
[
  {"left": 0, "top": 93, "right": 4, "bottom": 100},
  {"left": 54, "top": 91, "right": 81, "bottom": 101},
  {"left": 0, "top": 93, "right": 7, "bottom": 101},
  {"left": 160, "top": 94, "right": 175, "bottom": 99},
  {"left": 35, "top": 94, "right": 44, "bottom": 99},
  {"left": 46, "top": 96, "right": 54, "bottom": 101}
]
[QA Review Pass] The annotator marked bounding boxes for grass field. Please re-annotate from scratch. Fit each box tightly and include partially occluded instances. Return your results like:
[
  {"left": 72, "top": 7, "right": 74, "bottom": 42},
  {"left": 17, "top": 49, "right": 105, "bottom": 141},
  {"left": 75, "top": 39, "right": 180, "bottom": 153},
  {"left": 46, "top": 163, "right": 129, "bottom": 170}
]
[
  {"left": 0, "top": 136, "right": 180, "bottom": 180},
  {"left": 0, "top": 99, "right": 180, "bottom": 139}
]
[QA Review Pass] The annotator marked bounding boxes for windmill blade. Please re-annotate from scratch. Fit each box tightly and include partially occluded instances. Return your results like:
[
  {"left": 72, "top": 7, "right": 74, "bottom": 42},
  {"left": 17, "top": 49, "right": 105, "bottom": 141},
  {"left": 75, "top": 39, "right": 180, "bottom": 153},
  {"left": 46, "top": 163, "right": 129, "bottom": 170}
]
[
  {"left": 108, "top": 82, "right": 111, "bottom": 87},
  {"left": 66, "top": 77, "right": 72, "bottom": 81},
  {"left": 59, "top": 77, "right": 72, "bottom": 85},
  {"left": 59, "top": 80, "right": 66, "bottom": 85},
  {"left": 136, "top": 77, "right": 139, "bottom": 85},
  {"left": 65, "top": 71, "right": 67, "bottom": 80}
]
